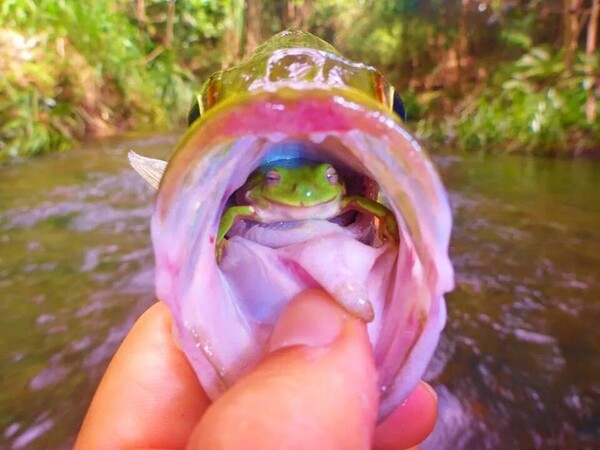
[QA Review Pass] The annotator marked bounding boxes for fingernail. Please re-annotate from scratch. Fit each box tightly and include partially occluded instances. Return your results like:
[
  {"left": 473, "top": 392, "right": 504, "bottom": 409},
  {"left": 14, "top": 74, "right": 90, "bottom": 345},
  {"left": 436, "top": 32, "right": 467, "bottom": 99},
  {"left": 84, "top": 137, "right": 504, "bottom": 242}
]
[
  {"left": 268, "top": 290, "right": 346, "bottom": 353},
  {"left": 420, "top": 381, "right": 438, "bottom": 403}
]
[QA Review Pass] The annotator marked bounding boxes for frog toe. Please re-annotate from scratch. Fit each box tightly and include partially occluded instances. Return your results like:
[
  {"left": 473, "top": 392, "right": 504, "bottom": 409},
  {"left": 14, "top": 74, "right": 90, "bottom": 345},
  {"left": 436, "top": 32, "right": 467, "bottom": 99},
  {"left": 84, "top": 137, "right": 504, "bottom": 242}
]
[
  {"left": 380, "top": 216, "right": 399, "bottom": 244},
  {"left": 216, "top": 239, "right": 228, "bottom": 263}
]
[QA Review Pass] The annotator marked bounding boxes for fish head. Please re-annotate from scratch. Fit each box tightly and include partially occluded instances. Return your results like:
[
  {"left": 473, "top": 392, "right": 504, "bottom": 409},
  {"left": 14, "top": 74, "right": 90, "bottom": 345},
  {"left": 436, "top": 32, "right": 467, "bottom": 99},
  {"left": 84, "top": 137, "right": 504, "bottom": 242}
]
[{"left": 132, "top": 30, "right": 454, "bottom": 421}]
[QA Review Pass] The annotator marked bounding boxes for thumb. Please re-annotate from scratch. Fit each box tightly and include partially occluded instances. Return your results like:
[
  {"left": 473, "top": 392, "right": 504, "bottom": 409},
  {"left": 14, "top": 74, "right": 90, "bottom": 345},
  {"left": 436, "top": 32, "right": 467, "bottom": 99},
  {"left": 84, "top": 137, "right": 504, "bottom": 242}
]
[{"left": 189, "top": 289, "right": 379, "bottom": 450}]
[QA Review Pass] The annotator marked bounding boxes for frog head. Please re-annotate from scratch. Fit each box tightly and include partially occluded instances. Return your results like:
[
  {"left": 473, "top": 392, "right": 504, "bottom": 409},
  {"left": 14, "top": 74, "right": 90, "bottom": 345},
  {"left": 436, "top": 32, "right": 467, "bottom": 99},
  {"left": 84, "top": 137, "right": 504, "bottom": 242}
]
[{"left": 246, "top": 162, "right": 345, "bottom": 208}]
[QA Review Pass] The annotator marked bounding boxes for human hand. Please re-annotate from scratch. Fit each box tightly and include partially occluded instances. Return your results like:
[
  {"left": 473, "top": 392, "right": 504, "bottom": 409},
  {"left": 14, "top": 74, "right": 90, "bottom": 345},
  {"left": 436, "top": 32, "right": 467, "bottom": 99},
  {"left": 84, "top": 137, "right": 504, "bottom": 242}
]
[{"left": 75, "top": 289, "right": 437, "bottom": 449}]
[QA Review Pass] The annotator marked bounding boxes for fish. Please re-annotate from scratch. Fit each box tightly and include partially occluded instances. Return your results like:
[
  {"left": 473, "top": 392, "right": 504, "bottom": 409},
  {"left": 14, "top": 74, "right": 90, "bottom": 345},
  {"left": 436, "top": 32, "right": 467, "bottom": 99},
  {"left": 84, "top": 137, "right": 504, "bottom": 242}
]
[{"left": 129, "top": 29, "right": 454, "bottom": 421}]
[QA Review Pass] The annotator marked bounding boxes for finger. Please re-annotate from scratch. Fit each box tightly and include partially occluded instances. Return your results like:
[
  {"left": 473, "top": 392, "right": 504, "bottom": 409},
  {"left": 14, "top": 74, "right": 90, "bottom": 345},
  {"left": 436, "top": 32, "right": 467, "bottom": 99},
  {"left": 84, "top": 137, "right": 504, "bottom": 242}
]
[
  {"left": 189, "top": 289, "right": 380, "bottom": 450},
  {"left": 74, "top": 302, "right": 210, "bottom": 450},
  {"left": 374, "top": 381, "right": 438, "bottom": 450}
]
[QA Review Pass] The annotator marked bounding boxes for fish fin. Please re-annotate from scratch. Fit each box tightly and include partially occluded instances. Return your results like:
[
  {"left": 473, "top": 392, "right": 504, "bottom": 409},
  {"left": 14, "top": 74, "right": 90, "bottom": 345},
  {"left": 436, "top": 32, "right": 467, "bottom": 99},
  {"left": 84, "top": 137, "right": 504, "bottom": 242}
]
[{"left": 128, "top": 151, "right": 167, "bottom": 190}]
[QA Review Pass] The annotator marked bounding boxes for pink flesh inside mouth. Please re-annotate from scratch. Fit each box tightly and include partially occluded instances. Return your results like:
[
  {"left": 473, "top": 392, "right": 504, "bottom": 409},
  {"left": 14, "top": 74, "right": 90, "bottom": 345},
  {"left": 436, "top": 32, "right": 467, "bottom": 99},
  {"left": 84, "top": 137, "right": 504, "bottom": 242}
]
[{"left": 151, "top": 91, "right": 454, "bottom": 420}]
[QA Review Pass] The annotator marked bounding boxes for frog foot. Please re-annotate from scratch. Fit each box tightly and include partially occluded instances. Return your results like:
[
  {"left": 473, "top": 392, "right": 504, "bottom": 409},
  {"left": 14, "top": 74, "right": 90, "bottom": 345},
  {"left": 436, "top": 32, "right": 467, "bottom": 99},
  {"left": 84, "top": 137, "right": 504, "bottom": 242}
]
[
  {"left": 378, "top": 214, "right": 399, "bottom": 245},
  {"left": 216, "top": 239, "right": 228, "bottom": 263}
]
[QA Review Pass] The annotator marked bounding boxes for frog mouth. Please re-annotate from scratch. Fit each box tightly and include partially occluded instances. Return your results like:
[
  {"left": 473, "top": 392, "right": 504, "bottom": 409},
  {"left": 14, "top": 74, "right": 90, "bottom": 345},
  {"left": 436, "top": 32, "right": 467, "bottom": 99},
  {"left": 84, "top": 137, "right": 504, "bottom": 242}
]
[
  {"left": 258, "top": 195, "right": 340, "bottom": 208},
  {"left": 133, "top": 88, "right": 453, "bottom": 420},
  {"left": 241, "top": 192, "right": 345, "bottom": 221}
]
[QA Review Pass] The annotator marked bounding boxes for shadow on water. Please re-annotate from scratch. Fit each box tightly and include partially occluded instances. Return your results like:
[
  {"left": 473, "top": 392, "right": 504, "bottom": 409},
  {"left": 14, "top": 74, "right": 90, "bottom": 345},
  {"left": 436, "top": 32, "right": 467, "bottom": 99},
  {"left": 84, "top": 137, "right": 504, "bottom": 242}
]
[{"left": 0, "top": 136, "right": 598, "bottom": 449}]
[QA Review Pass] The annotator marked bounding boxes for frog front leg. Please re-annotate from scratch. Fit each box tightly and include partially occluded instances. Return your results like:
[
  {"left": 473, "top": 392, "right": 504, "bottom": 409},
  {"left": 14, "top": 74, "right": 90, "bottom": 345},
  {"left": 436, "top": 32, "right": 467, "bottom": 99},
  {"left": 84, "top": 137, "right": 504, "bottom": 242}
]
[
  {"left": 216, "top": 205, "right": 258, "bottom": 260},
  {"left": 341, "top": 196, "right": 399, "bottom": 244}
]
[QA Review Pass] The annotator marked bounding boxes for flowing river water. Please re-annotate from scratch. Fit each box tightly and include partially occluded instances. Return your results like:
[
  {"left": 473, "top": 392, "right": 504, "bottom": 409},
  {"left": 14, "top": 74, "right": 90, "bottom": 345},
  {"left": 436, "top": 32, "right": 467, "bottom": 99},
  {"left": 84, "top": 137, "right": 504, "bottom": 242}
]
[{"left": 0, "top": 133, "right": 598, "bottom": 449}]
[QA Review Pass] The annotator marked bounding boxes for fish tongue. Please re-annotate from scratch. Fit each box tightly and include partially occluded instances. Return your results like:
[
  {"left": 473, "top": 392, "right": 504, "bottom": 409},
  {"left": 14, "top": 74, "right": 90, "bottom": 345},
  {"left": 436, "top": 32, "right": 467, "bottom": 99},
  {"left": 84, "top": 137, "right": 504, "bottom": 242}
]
[{"left": 220, "top": 230, "right": 390, "bottom": 324}]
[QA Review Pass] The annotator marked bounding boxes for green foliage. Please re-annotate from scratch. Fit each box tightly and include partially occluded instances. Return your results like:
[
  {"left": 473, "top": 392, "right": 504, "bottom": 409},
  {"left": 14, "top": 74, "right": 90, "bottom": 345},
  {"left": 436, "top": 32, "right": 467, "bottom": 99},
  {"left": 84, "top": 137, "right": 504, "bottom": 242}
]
[
  {"left": 0, "top": 0, "right": 227, "bottom": 161},
  {"left": 1, "top": 0, "right": 598, "bottom": 160},
  {"left": 499, "top": 29, "right": 532, "bottom": 50},
  {"left": 439, "top": 47, "right": 599, "bottom": 154},
  {"left": 320, "top": 0, "right": 445, "bottom": 82},
  {"left": 1, "top": 31, "right": 77, "bottom": 159}
]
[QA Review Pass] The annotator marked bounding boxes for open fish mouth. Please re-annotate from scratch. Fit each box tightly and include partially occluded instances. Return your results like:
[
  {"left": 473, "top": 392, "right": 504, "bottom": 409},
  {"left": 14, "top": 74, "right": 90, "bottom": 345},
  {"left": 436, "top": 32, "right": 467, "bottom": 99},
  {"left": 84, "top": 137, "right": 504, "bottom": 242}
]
[{"left": 133, "top": 87, "right": 454, "bottom": 420}]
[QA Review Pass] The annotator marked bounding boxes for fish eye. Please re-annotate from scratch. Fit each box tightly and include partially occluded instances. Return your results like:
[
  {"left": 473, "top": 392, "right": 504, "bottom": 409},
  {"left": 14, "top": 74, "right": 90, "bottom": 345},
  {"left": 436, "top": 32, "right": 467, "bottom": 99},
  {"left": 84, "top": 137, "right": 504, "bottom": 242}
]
[
  {"left": 392, "top": 92, "right": 406, "bottom": 121},
  {"left": 187, "top": 100, "right": 201, "bottom": 126},
  {"left": 265, "top": 170, "right": 281, "bottom": 187},
  {"left": 325, "top": 166, "right": 339, "bottom": 185}
]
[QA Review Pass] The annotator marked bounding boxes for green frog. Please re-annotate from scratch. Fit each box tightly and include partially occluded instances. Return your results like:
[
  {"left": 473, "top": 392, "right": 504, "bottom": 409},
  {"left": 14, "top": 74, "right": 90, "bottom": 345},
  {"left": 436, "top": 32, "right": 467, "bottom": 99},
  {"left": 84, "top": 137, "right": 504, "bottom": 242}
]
[{"left": 217, "top": 161, "right": 398, "bottom": 246}]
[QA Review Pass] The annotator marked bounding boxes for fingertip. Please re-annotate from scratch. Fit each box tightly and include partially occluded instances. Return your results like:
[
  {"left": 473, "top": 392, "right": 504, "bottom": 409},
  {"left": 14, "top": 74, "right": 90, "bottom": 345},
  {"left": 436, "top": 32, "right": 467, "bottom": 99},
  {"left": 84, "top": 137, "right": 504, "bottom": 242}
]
[
  {"left": 190, "top": 290, "right": 379, "bottom": 450},
  {"left": 374, "top": 381, "right": 438, "bottom": 450},
  {"left": 267, "top": 288, "right": 347, "bottom": 352}
]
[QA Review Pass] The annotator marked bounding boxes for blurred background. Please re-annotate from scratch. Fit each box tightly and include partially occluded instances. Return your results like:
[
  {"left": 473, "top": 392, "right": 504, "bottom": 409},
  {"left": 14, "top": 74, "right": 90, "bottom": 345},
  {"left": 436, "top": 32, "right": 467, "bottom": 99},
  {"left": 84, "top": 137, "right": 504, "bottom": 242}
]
[
  {"left": 1, "top": 0, "right": 599, "bottom": 159},
  {"left": 0, "top": 1, "right": 599, "bottom": 449}
]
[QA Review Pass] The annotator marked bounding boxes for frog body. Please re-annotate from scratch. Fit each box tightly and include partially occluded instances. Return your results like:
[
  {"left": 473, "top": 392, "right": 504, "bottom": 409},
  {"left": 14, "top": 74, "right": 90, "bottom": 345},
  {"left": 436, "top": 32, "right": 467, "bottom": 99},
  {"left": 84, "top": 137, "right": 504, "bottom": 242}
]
[{"left": 217, "top": 161, "right": 398, "bottom": 247}]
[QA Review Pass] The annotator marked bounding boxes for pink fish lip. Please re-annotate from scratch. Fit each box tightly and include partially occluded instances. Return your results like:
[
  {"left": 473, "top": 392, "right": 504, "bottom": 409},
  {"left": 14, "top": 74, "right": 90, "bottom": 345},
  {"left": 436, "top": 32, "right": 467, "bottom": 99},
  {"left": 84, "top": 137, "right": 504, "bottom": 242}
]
[{"left": 152, "top": 87, "right": 454, "bottom": 421}]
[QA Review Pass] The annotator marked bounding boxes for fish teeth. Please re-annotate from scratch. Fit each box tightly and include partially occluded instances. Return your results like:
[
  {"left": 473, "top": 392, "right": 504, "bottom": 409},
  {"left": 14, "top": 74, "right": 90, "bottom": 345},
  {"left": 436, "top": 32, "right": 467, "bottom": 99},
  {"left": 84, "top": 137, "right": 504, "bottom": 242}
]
[
  {"left": 309, "top": 132, "right": 327, "bottom": 144},
  {"left": 266, "top": 132, "right": 286, "bottom": 143}
]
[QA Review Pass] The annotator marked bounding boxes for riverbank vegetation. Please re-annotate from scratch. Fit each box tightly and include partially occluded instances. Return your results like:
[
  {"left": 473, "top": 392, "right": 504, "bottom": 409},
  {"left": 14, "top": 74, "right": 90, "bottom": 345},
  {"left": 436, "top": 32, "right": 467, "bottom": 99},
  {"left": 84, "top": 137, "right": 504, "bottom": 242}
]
[{"left": 1, "top": 0, "right": 598, "bottom": 161}]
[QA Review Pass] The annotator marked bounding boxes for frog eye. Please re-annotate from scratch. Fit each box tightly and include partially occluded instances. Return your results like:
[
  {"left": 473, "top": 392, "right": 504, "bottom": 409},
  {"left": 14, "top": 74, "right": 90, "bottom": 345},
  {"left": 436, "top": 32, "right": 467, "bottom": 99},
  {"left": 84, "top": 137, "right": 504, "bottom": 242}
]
[
  {"left": 325, "top": 166, "right": 339, "bottom": 185},
  {"left": 265, "top": 170, "right": 281, "bottom": 187}
]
